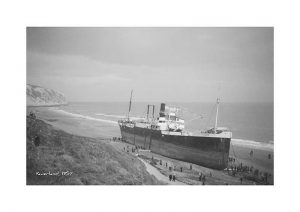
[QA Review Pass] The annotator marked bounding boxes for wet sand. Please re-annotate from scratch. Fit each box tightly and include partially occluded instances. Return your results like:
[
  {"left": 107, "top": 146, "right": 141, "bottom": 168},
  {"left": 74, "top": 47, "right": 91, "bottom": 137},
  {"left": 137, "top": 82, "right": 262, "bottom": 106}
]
[{"left": 28, "top": 106, "right": 120, "bottom": 139}]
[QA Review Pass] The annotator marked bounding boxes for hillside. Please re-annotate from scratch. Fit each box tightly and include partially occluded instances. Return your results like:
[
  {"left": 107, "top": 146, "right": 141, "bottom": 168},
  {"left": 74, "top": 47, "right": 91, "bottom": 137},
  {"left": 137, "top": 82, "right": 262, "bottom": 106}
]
[
  {"left": 27, "top": 84, "right": 67, "bottom": 106},
  {"left": 26, "top": 115, "right": 162, "bottom": 185}
]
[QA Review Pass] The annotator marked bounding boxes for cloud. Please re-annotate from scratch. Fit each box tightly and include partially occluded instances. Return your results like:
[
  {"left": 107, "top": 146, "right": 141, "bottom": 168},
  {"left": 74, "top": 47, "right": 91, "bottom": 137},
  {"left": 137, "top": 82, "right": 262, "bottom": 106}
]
[{"left": 26, "top": 28, "right": 273, "bottom": 102}]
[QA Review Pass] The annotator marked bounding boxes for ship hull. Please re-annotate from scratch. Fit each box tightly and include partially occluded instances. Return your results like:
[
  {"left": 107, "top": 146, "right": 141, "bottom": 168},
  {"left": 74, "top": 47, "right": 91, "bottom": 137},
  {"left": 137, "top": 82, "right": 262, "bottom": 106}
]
[{"left": 119, "top": 124, "right": 231, "bottom": 170}]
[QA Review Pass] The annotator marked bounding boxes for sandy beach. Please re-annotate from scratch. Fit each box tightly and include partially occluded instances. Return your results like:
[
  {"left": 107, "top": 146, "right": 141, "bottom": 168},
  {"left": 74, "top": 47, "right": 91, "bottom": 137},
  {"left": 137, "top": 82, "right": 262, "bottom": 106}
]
[{"left": 27, "top": 106, "right": 274, "bottom": 185}]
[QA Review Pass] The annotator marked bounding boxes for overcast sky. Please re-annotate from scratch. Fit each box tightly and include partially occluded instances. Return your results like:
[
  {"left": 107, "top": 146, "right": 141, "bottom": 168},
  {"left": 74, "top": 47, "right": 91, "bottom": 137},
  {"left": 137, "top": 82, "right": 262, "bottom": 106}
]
[{"left": 27, "top": 27, "right": 273, "bottom": 102}]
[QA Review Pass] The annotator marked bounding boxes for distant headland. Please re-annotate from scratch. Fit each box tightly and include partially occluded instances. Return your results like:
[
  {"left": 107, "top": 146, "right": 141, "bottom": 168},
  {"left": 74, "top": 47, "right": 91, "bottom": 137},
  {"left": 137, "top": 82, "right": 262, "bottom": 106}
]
[{"left": 27, "top": 84, "right": 68, "bottom": 107}]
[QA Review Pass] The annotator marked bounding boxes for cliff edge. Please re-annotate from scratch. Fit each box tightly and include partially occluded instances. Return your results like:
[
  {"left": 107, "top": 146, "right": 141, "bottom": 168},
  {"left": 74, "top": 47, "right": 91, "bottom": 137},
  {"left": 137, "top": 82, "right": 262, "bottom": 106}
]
[{"left": 27, "top": 84, "right": 67, "bottom": 106}]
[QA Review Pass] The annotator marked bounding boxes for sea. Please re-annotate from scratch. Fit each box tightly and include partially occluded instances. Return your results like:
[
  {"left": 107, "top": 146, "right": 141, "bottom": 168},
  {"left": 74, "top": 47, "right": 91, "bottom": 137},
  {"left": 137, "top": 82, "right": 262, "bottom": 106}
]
[{"left": 58, "top": 101, "right": 274, "bottom": 149}]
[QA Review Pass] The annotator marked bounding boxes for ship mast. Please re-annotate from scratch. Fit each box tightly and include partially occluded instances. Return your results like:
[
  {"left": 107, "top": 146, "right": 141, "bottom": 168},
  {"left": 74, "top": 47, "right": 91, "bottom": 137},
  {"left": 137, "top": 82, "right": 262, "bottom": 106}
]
[
  {"left": 146, "top": 104, "right": 150, "bottom": 121},
  {"left": 214, "top": 98, "right": 220, "bottom": 134},
  {"left": 127, "top": 90, "right": 133, "bottom": 121}
]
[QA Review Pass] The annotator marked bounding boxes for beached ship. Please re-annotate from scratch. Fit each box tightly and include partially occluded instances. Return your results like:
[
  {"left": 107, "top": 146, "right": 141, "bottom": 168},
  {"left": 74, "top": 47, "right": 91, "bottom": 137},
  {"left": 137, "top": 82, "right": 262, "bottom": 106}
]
[{"left": 118, "top": 91, "right": 232, "bottom": 170}]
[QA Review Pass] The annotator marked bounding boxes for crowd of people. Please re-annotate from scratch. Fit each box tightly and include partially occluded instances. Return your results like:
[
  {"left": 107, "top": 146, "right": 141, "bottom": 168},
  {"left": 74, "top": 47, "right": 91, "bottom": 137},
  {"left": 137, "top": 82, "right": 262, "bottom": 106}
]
[
  {"left": 120, "top": 141, "right": 212, "bottom": 185},
  {"left": 227, "top": 158, "right": 272, "bottom": 185},
  {"left": 116, "top": 136, "right": 273, "bottom": 185}
]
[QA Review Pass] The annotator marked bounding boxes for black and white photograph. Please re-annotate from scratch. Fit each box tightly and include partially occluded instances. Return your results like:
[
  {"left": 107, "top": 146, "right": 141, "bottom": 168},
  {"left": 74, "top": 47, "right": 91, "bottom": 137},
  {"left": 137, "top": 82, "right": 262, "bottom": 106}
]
[
  {"left": 26, "top": 27, "right": 274, "bottom": 185},
  {"left": 3, "top": 0, "right": 300, "bottom": 211}
]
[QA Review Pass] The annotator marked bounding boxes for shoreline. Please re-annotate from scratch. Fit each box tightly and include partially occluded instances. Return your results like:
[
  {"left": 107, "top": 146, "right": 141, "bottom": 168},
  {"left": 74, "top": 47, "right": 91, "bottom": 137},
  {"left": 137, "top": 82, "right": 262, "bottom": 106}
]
[
  {"left": 31, "top": 106, "right": 274, "bottom": 148},
  {"left": 231, "top": 138, "right": 273, "bottom": 151},
  {"left": 27, "top": 103, "right": 69, "bottom": 108},
  {"left": 27, "top": 106, "right": 274, "bottom": 185}
]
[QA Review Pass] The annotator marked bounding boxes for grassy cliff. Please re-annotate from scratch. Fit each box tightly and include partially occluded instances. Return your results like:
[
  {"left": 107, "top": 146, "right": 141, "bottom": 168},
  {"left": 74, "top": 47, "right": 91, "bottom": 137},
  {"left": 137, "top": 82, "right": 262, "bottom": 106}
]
[{"left": 26, "top": 116, "right": 162, "bottom": 185}]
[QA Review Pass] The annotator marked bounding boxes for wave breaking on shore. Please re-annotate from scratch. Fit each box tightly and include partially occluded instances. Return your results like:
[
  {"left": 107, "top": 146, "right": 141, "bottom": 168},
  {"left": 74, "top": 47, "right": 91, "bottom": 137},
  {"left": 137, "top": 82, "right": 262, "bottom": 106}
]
[
  {"left": 96, "top": 113, "right": 144, "bottom": 120},
  {"left": 50, "top": 108, "right": 118, "bottom": 125},
  {"left": 232, "top": 138, "right": 274, "bottom": 150}
]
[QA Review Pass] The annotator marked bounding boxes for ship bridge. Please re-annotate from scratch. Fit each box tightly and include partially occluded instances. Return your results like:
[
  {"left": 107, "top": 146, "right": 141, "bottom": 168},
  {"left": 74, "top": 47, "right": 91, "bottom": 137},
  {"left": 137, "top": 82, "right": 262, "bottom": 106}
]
[{"left": 157, "top": 103, "right": 185, "bottom": 132}]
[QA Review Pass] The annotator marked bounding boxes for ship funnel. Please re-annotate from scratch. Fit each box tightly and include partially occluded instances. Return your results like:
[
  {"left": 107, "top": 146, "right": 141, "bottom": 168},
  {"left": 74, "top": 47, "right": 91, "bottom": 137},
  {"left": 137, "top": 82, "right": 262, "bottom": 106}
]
[
  {"left": 159, "top": 103, "right": 166, "bottom": 117},
  {"left": 160, "top": 103, "right": 165, "bottom": 112}
]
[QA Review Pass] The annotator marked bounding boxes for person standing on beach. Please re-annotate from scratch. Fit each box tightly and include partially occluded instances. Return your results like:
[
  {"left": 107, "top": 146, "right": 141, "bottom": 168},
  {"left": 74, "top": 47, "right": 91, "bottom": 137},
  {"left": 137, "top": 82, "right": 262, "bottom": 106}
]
[
  {"left": 202, "top": 176, "right": 206, "bottom": 185},
  {"left": 250, "top": 149, "right": 253, "bottom": 158}
]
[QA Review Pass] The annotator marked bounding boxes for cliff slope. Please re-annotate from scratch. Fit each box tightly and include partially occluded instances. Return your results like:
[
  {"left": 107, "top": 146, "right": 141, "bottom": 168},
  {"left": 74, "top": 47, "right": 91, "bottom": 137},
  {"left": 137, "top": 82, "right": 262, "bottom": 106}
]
[{"left": 27, "top": 84, "right": 67, "bottom": 106}]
